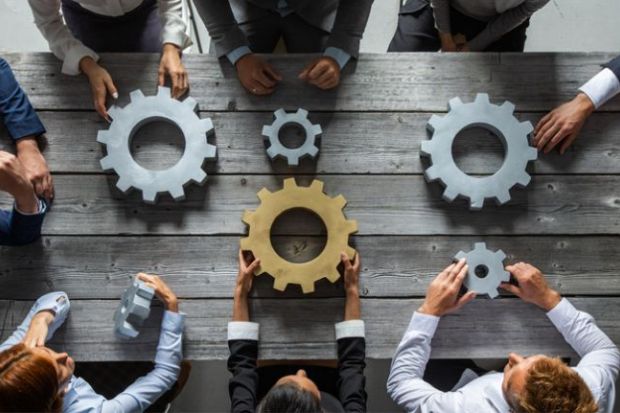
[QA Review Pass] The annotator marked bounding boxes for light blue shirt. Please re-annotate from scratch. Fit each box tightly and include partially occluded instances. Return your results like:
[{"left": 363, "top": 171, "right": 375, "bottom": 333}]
[
  {"left": 0, "top": 291, "right": 185, "bottom": 413},
  {"left": 225, "top": 0, "right": 351, "bottom": 69}
]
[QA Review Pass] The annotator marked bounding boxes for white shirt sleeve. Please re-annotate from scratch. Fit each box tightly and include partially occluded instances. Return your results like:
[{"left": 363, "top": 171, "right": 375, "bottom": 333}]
[
  {"left": 158, "top": 0, "right": 192, "bottom": 49},
  {"left": 387, "top": 312, "right": 465, "bottom": 413},
  {"left": 27, "top": 0, "right": 99, "bottom": 75},
  {"left": 578, "top": 68, "right": 620, "bottom": 109}
]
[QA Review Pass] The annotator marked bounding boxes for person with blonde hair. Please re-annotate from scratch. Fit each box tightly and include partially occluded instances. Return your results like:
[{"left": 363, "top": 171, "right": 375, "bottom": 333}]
[{"left": 387, "top": 259, "right": 620, "bottom": 413}]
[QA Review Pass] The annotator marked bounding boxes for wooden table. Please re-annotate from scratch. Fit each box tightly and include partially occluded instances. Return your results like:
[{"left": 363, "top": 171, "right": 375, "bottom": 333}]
[{"left": 1, "top": 52, "right": 619, "bottom": 363}]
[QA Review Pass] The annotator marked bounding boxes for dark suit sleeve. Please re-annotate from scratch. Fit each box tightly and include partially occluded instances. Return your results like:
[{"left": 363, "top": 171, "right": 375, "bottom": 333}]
[
  {"left": 603, "top": 55, "right": 620, "bottom": 81},
  {"left": 228, "top": 339, "right": 260, "bottom": 413},
  {"left": 325, "top": 0, "right": 374, "bottom": 58},
  {"left": 192, "top": 0, "right": 249, "bottom": 58},
  {"left": 0, "top": 58, "right": 46, "bottom": 141},
  {"left": 336, "top": 337, "right": 367, "bottom": 412},
  {"left": 0, "top": 205, "right": 46, "bottom": 246}
]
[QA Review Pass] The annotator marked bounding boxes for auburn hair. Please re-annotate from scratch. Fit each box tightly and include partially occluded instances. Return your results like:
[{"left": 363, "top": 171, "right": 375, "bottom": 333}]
[
  {"left": 0, "top": 343, "right": 63, "bottom": 413},
  {"left": 512, "top": 357, "right": 598, "bottom": 413}
]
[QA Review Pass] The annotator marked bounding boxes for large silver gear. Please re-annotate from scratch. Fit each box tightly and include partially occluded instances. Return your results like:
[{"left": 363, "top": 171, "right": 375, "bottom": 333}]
[
  {"left": 262, "top": 108, "right": 321, "bottom": 166},
  {"left": 455, "top": 242, "right": 509, "bottom": 298},
  {"left": 97, "top": 86, "right": 217, "bottom": 204},
  {"left": 421, "top": 93, "right": 537, "bottom": 210}
]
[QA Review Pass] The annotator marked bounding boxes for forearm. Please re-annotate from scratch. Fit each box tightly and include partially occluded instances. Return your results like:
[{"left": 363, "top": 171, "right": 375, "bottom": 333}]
[
  {"left": 233, "top": 289, "right": 250, "bottom": 322},
  {"left": 344, "top": 288, "right": 361, "bottom": 321},
  {"left": 325, "top": 0, "right": 373, "bottom": 58}
]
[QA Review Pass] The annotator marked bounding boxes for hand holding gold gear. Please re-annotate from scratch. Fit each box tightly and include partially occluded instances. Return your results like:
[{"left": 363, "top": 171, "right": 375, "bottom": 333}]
[{"left": 240, "top": 178, "right": 358, "bottom": 293}]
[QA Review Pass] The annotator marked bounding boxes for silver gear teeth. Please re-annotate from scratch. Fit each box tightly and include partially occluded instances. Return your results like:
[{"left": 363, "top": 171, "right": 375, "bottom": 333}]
[
  {"left": 97, "top": 86, "right": 217, "bottom": 204},
  {"left": 421, "top": 93, "right": 537, "bottom": 210},
  {"left": 262, "top": 107, "right": 322, "bottom": 166},
  {"left": 455, "top": 242, "right": 510, "bottom": 299}
]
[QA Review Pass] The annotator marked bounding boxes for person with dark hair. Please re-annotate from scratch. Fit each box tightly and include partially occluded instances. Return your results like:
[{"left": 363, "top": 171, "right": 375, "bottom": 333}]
[
  {"left": 228, "top": 249, "right": 367, "bottom": 412},
  {"left": 534, "top": 55, "right": 620, "bottom": 154},
  {"left": 0, "top": 274, "right": 185, "bottom": 413},
  {"left": 193, "top": 0, "right": 374, "bottom": 95},
  {"left": 387, "top": 259, "right": 620, "bottom": 413},
  {"left": 388, "top": 0, "right": 549, "bottom": 53},
  {"left": 0, "top": 57, "right": 52, "bottom": 246},
  {"left": 27, "top": 0, "right": 192, "bottom": 120}
]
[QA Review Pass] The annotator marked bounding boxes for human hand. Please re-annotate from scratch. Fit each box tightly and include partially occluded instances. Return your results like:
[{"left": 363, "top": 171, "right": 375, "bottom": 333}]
[
  {"left": 236, "top": 249, "right": 260, "bottom": 298},
  {"left": 80, "top": 57, "right": 118, "bottom": 121},
  {"left": 236, "top": 54, "right": 282, "bottom": 95},
  {"left": 16, "top": 138, "right": 54, "bottom": 202},
  {"left": 533, "top": 93, "right": 595, "bottom": 154},
  {"left": 500, "top": 262, "right": 561, "bottom": 311},
  {"left": 341, "top": 252, "right": 360, "bottom": 295},
  {"left": 22, "top": 310, "right": 54, "bottom": 348},
  {"left": 299, "top": 57, "right": 340, "bottom": 90},
  {"left": 0, "top": 151, "right": 38, "bottom": 213},
  {"left": 456, "top": 42, "right": 470, "bottom": 52},
  {"left": 159, "top": 43, "right": 188, "bottom": 98},
  {"left": 439, "top": 33, "right": 457, "bottom": 52},
  {"left": 418, "top": 259, "right": 476, "bottom": 317},
  {"left": 136, "top": 273, "right": 179, "bottom": 312}
]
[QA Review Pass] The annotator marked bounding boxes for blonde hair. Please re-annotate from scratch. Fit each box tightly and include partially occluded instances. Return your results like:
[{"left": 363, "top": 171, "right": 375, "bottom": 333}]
[{"left": 510, "top": 357, "right": 598, "bottom": 413}]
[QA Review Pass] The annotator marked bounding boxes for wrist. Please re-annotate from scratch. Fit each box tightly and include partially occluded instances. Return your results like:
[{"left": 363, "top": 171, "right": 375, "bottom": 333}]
[
  {"left": 79, "top": 56, "right": 97, "bottom": 75},
  {"left": 34, "top": 310, "right": 55, "bottom": 325},
  {"left": 163, "top": 43, "right": 181, "bottom": 55},
  {"left": 165, "top": 297, "right": 179, "bottom": 313},
  {"left": 417, "top": 303, "right": 442, "bottom": 317},
  {"left": 575, "top": 92, "right": 596, "bottom": 115},
  {"left": 234, "top": 286, "right": 249, "bottom": 300},
  {"left": 14, "top": 186, "right": 38, "bottom": 214},
  {"left": 539, "top": 290, "right": 562, "bottom": 311},
  {"left": 16, "top": 137, "right": 40, "bottom": 153},
  {"left": 345, "top": 285, "right": 360, "bottom": 297}
]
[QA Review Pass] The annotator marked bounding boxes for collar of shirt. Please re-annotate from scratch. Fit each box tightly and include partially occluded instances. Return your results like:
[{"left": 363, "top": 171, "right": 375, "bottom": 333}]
[{"left": 62, "top": 376, "right": 106, "bottom": 413}]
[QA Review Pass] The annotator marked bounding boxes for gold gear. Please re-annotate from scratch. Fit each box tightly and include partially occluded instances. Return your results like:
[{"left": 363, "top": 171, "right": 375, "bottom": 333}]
[{"left": 240, "top": 178, "right": 358, "bottom": 293}]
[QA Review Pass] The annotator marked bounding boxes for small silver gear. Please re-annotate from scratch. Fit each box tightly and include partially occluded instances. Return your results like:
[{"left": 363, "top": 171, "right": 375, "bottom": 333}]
[
  {"left": 97, "top": 87, "right": 217, "bottom": 204},
  {"left": 455, "top": 242, "right": 509, "bottom": 298},
  {"left": 421, "top": 93, "right": 537, "bottom": 210},
  {"left": 114, "top": 278, "right": 154, "bottom": 339},
  {"left": 262, "top": 108, "right": 321, "bottom": 166}
]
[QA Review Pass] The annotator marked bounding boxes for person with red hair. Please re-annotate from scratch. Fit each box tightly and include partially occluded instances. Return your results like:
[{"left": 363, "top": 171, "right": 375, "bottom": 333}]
[{"left": 0, "top": 273, "right": 184, "bottom": 413}]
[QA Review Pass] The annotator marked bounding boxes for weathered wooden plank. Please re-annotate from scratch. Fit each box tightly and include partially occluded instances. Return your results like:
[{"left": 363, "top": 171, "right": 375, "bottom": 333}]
[
  {"left": 1, "top": 175, "right": 619, "bottom": 235},
  {"left": 3, "top": 111, "right": 620, "bottom": 174},
  {"left": 4, "top": 52, "right": 619, "bottom": 112},
  {"left": 1, "top": 236, "right": 619, "bottom": 300},
  {"left": 0, "top": 298, "right": 616, "bottom": 361}
]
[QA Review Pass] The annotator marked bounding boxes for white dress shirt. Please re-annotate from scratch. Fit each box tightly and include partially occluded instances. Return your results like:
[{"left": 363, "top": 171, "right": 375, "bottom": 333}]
[
  {"left": 228, "top": 319, "right": 365, "bottom": 341},
  {"left": 579, "top": 68, "right": 620, "bottom": 109},
  {"left": 0, "top": 291, "right": 185, "bottom": 413},
  {"left": 27, "top": 0, "right": 191, "bottom": 76},
  {"left": 387, "top": 298, "right": 620, "bottom": 413}
]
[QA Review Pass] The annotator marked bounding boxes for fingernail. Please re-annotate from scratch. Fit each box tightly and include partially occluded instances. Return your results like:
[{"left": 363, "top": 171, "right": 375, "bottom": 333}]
[{"left": 112, "top": 92, "right": 119, "bottom": 99}]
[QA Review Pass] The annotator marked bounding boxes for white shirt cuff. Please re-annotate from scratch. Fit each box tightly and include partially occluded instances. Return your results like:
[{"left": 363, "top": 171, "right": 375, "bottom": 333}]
[
  {"left": 578, "top": 68, "right": 620, "bottom": 109},
  {"left": 335, "top": 320, "right": 365, "bottom": 339},
  {"left": 228, "top": 321, "right": 259, "bottom": 341},
  {"left": 162, "top": 32, "right": 192, "bottom": 51},
  {"left": 62, "top": 45, "right": 99, "bottom": 76},
  {"left": 227, "top": 46, "right": 252, "bottom": 66},
  {"left": 409, "top": 312, "right": 441, "bottom": 336},
  {"left": 14, "top": 199, "right": 46, "bottom": 216},
  {"left": 546, "top": 298, "right": 577, "bottom": 327}
]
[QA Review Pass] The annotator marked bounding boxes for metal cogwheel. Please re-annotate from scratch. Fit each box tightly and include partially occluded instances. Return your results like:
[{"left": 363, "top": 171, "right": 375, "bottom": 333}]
[
  {"left": 240, "top": 178, "right": 357, "bottom": 293},
  {"left": 114, "top": 278, "right": 154, "bottom": 339},
  {"left": 421, "top": 93, "right": 537, "bottom": 210},
  {"left": 97, "top": 86, "right": 217, "bottom": 204},
  {"left": 455, "top": 242, "right": 509, "bottom": 298},
  {"left": 262, "top": 108, "right": 322, "bottom": 166}
]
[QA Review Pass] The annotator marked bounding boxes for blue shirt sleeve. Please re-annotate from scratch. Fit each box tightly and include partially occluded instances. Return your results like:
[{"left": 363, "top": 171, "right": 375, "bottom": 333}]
[
  {"left": 0, "top": 292, "right": 70, "bottom": 352},
  {"left": 0, "top": 58, "right": 46, "bottom": 140},
  {"left": 0, "top": 200, "right": 47, "bottom": 246},
  {"left": 226, "top": 46, "right": 253, "bottom": 66},
  {"left": 324, "top": 47, "right": 352, "bottom": 69}
]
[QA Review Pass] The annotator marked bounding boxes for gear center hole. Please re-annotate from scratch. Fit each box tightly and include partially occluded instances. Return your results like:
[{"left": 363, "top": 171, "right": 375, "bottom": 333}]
[
  {"left": 131, "top": 118, "right": 186, "bottom": 171},
  {"left": 278, "top": 123, "right": 307, "bottom": 149},
  {"left": 270, "top": 208, "right": 327, "bottom": 263},
  {"left": 475, "top": 264, "right": 489, "bottom": 279},
  {"left": 452, "top": 125, "right": 506, "bottom": 175}
]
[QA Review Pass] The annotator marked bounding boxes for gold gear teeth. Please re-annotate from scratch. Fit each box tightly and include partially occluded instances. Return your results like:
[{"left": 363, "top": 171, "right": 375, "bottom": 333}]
[{"left": 240, "top": 178, "right": 358, "bottom": 293}]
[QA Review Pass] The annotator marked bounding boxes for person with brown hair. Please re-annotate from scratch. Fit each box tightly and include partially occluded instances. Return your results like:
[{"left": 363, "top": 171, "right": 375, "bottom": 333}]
[
  {"left": 387, "top": 259, "right": 620, "bottom": 413},
  {"left": 0, "top": 273, "right": 185, "bottom": 413}
]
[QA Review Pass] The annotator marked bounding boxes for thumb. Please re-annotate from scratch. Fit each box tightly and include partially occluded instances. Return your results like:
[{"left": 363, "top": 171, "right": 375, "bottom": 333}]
[
  {"left": 299, "top": 61, "right": 314, "bottom": 79},
  {"left": 499, "top": 282, "right": 521, "bottom": 297},
  {"left": 247, "top": 258, "right": 261, "bottom": 274}
]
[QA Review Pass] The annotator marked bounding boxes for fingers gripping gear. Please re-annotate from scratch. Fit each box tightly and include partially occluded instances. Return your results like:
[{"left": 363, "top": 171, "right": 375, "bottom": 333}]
[
  {"left": 262, "top": 108, "right": 322, "bottom": 166},
  {"left": 240, "top": 178, "right": 358, "bottom": 293},
  {"left": 455, "top": 242, "right": 509, "bottom": 298},
  {"left": 421, "top": 94, "right": 537, "bottom": 210},
  {"left": 97, "top": 87, "right": 217, "bottom": 204}
]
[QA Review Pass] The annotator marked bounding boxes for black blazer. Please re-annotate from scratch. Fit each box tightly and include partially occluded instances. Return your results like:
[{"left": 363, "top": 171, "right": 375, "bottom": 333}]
[
  {"left": 227, "top": 337, "right": 367, "bottom": 412},
  {"left": 604, "top": 55, "right": 620, "bottom": 81}
]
